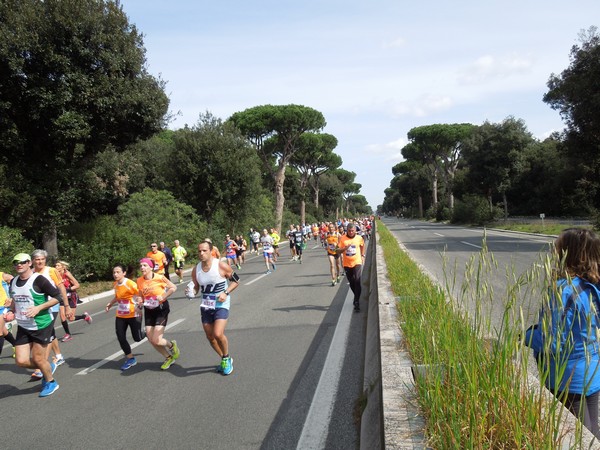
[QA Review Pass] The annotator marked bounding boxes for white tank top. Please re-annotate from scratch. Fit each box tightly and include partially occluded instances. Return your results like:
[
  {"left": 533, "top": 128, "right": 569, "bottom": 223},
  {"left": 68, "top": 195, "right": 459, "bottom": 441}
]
[{"left": 195, "top": 258, "right": 230, "bottom": 310}]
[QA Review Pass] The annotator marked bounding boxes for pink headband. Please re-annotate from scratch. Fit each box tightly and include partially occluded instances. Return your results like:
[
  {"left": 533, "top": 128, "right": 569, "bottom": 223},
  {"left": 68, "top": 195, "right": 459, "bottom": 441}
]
[{"left": 139, "top": 258, "right": 154, "bottom": 267}]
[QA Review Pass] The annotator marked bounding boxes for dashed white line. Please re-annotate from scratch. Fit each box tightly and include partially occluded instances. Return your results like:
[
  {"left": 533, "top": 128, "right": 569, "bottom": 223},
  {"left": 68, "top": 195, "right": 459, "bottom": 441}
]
[
  {"left": 75, "top": 318, "right": 186, "bottom": 375},
  {"left": 461, "top": 241, "right": 482, "bottom": 249}
]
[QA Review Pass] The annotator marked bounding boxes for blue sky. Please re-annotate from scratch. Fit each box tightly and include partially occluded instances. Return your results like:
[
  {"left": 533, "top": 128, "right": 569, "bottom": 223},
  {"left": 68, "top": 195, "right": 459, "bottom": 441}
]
[{"left": 121, "top": 1, "right": 599, "bottom": 209}]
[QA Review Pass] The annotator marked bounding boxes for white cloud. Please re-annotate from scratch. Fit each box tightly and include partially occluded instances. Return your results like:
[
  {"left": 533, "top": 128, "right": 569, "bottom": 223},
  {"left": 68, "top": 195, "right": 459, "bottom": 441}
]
[
  {"left": 365, "top": 138, "right": 406, "bottom": 164},
  {"left": 382, "top": 37, "right": 406, "bottom": 49},
  {"left": 457, "top": 54, "right": 534, "bottom": 85}
]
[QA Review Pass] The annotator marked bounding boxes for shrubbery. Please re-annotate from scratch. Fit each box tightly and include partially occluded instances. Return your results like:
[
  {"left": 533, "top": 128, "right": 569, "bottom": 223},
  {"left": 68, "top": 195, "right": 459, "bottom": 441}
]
[
  {"left": 58, "top": 189, "right": 208, "bottom": 281},
  {"left": 0, "top": 226, "right": 35, "bottom": 272},
  {"left": 451, "top": 194, "right": 500, "bottom": 225}
]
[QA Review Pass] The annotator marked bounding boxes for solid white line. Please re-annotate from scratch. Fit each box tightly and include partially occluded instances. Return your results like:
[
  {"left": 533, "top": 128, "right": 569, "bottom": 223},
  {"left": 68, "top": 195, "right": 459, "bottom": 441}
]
[
  {"left": 75, "top": 318, "right": 186, "bottom": 375},
  {"left": 461, "top": 241, "right": 482, "bottom": 249},
  {"left": 433, "top": 232, "right": 444, "bottom": 237},
  {"left": 296, "top": 290, "right": 353, "bottom": 450}
]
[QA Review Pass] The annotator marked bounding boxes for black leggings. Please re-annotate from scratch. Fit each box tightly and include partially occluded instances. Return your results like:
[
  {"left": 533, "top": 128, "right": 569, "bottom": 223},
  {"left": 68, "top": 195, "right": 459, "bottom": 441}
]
[
  {"left": 344, "top": 265, "right": 362, "bottom": 306},
  {"left": 115, "top": 317, "right": 144, "bottom": 355},
  {"left": 562, "top": 390, "right": 600, "bottom": 439}
]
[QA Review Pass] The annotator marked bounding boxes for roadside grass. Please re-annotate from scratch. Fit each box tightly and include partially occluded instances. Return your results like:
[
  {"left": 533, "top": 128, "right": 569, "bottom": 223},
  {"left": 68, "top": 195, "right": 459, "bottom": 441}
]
[
  {"left": 487, "top": 222, "right": 592, "bottom": 236},
  {"left": 377, "top": 221, "right": 579, "bottom": 448}
]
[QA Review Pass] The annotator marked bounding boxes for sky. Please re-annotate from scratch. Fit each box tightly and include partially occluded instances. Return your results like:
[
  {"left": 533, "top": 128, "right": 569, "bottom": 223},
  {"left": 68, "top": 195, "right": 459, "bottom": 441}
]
[{"left": 120, "top": 1, "right": 600, "bottom": 210}]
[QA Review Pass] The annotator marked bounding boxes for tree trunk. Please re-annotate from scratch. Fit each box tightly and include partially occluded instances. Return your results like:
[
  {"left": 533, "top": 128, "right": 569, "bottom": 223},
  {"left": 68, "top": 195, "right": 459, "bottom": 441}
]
[
  {"left": 314, "top": 187, "right": 320, "bottom": 211},
  {"left": 502, "top": 191, "right": 508, "bottom": 220},
  {"left": 449, "top": 192, "right": 454, "bottom": 210},
  {"left": 432, "top": 174, "right": 438, "bottom": 207},
  {"left": 274, "top": 165, "right": 286, "bottom": 233},
  {"left": 42, "top": 227, "right": 58, "bottom": 257},
  {"left": 300, "top": 198, "right": 306, "bottom": 226},
  {"left": 418, "top": 194, "right": 423, "bottom": 218}
]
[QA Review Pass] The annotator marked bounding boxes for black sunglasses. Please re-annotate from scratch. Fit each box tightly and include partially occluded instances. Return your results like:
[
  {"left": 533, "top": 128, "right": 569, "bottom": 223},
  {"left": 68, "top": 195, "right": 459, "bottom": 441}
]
[{"left": 13, "top": 260, "right": 29, "bottom": 265}]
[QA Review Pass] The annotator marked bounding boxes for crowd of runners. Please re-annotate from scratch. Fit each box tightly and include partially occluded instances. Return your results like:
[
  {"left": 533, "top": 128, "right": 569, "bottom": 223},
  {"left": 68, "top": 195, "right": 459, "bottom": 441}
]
[{"left": 0, "top": 216, "right": 374, "bottom": 398}]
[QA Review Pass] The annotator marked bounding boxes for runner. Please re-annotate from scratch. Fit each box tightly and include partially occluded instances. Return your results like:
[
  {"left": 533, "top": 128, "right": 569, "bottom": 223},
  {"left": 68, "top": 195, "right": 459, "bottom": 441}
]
[
  {"left": 172, "top": 240, "right": 188, "bottom": 284},
  {"left": 286, "top": 224, "right": 297, "bottom": 261},
  {"left": 137, "top": 257, "right": 179, "bottom": 370},
  {"left": 337, "top": 223, "right": 365, "bottom": 312},
  {"left": 188, "top": 240, "right": 239, "bottom": 375},
  {"left": 146, "top": 243, "right": 167, "bottom": 275},
  {"left": 261, "top": 229, "right": 276, "bottom": 274},
  {"left": 269, "top": 228, "right": 281, "bottom": 262},
  {"left": 105, "top": 264, "right": 144, "bottom": 371},
  {"left": 0, "top": 270, "right": 16, "bottom": 357},
  {"left": 7, "top": 253, "right": 67, "bottom": 397},
  {"left": 31, "top": 249, "right": 71, "bottom": 377},
  {"left": 55, "top": 260, "right": 92, "bottom": 343},
  {"left": 292, "top": 225, "right": 306, "bottom": 263},
  {"left": 223, "top": 234, "right": 240, "bottom": 269},
  {"left": 234, "top": 235, "right": 246, "bottom": 267},
  {"left": 325, "top": 223, "right": 343, "bottom": 286}
]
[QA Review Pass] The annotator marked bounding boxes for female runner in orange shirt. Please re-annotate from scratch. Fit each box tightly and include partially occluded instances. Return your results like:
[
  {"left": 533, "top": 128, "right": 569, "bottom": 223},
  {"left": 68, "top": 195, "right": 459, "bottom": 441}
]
[
  {"left": 137, "top": 258, "right": 179, "bottom": 370},
  {"left": 105, "top": 264, "right": 144, "bottom": 371}
]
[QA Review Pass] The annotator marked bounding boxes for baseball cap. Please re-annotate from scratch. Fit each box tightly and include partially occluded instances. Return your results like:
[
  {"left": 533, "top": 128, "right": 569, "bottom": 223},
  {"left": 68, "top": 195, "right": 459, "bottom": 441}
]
[{"left": 13, "top": 253, "right": 31, "bottom": 263}]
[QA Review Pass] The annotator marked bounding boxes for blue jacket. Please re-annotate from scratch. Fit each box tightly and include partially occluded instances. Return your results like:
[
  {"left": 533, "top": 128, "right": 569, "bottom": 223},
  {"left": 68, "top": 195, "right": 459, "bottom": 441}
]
[{"left": 526, "top": 276, "right": 600, "bottom": 395}]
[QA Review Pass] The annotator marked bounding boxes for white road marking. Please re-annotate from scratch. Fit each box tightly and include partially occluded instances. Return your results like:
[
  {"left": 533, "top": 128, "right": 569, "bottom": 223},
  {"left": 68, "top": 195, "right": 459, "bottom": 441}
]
[
  {"left": 75, "top": 318, "right": 186, "bottom": 375},
  {"left": 461, "top": 241, "right": 482, "bottom": 249},
  {"left": 296, "top": 290, "right": 354, "bottom": 450},
  {"left": 433, "top": 232, "right": 444, "bottom": 237},
  {"left": 245, "top": 273, "right": 269, "bottom": 285}
]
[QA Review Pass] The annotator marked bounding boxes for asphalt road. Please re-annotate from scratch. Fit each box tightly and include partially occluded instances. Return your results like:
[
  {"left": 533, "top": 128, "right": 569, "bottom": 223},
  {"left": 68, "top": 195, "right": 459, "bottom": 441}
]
[
  {"left": 381, "top": 217, "right": 556, "bottom": 333},
  {"left": 0, "top": 242, "right": 368, "bottom": 450}
]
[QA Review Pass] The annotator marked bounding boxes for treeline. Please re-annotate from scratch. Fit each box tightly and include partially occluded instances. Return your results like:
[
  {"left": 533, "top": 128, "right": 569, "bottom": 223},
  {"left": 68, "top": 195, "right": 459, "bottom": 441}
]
[
  {"left": 0, "top": 0, "right": 370, "bottom": 278},
  {"left": 381, "top": 27, "right": 600, "bottom": 226}
]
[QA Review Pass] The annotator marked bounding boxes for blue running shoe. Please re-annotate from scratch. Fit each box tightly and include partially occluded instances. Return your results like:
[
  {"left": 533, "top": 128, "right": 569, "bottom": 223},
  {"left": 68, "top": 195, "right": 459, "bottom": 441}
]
[
  {"left": 272, "top": 263, "right": 276, "bottom": 271},
  {"left": 221, "top": 356, "right": 233, "bottom": 376},
  {"left": 51, "top": 362, "right": 57, "bottom": 375},
  {"left": 120, "top": 357, "right": 137, "bottom": 371},
  {"left": 39, "top": 380, "right": 59, "bottom": 397},
  {"left": 265, "top": 270, "right": 271, "bottom": 274}
]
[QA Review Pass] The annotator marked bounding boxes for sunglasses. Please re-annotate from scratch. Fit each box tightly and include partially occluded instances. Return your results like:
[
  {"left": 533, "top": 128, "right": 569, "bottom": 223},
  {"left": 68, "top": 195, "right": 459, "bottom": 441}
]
[
  {"left": 13, "top": 260, "right": 29, "bottom": 265},
  {"left": 151, "top": 245, "right": 157, "bottom": 248}
]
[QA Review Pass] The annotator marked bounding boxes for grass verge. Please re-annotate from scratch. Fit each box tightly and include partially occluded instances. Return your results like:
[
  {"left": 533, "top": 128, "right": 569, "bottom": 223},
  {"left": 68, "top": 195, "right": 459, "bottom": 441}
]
[{"left": 377, "top": 220, "right": 581, "bottom": 448}]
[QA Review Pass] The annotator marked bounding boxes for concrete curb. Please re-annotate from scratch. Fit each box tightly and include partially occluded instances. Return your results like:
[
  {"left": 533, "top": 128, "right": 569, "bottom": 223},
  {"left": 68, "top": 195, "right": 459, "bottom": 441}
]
[{"left": 360, "top": 228, "right": 427, "bottom": 449}]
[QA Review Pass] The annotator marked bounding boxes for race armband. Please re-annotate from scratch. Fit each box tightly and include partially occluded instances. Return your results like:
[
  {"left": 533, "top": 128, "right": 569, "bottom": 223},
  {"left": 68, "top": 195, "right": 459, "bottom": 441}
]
[{"left": 228, "top": 272, "right": 240, "bottom": 283}]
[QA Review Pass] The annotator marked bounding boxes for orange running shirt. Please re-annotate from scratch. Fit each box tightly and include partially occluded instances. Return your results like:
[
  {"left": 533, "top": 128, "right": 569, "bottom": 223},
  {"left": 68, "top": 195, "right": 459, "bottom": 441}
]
[
  {"left": 326, "top": 232, "right": 341, "bottom": 256},
  {"left": 338, "top": 234, "right": 365, "bottom": 268},
  {"left": 113, "top": 278, "right": 139, "bottom": 319},
  {"left": 137, "top": 273, "right": 168, "bottom": 309},
  {"left": 146, "top": 250, "right": 166, "bottom": 274}
]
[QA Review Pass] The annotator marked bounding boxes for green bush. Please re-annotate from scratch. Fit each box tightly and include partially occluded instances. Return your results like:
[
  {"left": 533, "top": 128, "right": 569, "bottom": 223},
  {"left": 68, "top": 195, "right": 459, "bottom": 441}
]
[
  {"left": 0, "top": 225, "right": 35, "bottom": 272},
  {"left": 451, "top": 195, "right": 499, "bottom": 225},
  {"left": 59, "top": 189, "right": 208, "bottom": 281}
]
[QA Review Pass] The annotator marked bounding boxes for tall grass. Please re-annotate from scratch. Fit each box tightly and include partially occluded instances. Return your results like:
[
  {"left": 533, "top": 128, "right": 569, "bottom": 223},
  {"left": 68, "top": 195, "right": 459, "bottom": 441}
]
[{"left": 377, "top": 221, "right": 583, "bottom": 448}]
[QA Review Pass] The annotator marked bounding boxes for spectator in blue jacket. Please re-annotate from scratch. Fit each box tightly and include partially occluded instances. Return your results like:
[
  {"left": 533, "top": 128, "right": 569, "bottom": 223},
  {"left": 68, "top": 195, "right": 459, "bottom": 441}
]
[{"left": 527, "top": 228, "right": 600, "bottom": 438}]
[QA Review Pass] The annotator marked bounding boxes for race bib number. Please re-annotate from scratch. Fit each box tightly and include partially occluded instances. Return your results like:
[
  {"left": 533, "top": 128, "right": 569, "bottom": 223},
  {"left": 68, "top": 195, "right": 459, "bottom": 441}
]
[
  {"left": 345, "top": 245, "right": 357, "bottom": 257},
  {"left": 117, "top": 301, "right": 132, "bottom": 315},
  {"left": 328, "top": 243, "right": 337, "bottom": 251},
  {"left": 143, "top": 296, "right": 160, "bottom": 309},
  {"left": 201, "top": 294, "right": 217, "bottom": 310},
  {"left": 13, "top": 296, "right": 30, "bottom": 320}
]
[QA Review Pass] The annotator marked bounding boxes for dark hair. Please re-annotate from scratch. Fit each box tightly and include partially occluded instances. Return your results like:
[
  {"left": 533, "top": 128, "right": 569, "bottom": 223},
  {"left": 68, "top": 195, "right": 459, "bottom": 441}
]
[
  {"left": 113, "top": 263, "right": 128, "bottom": 274},
  {"left": 554, "top": 228, "right": 600, "bottom": 283}
]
